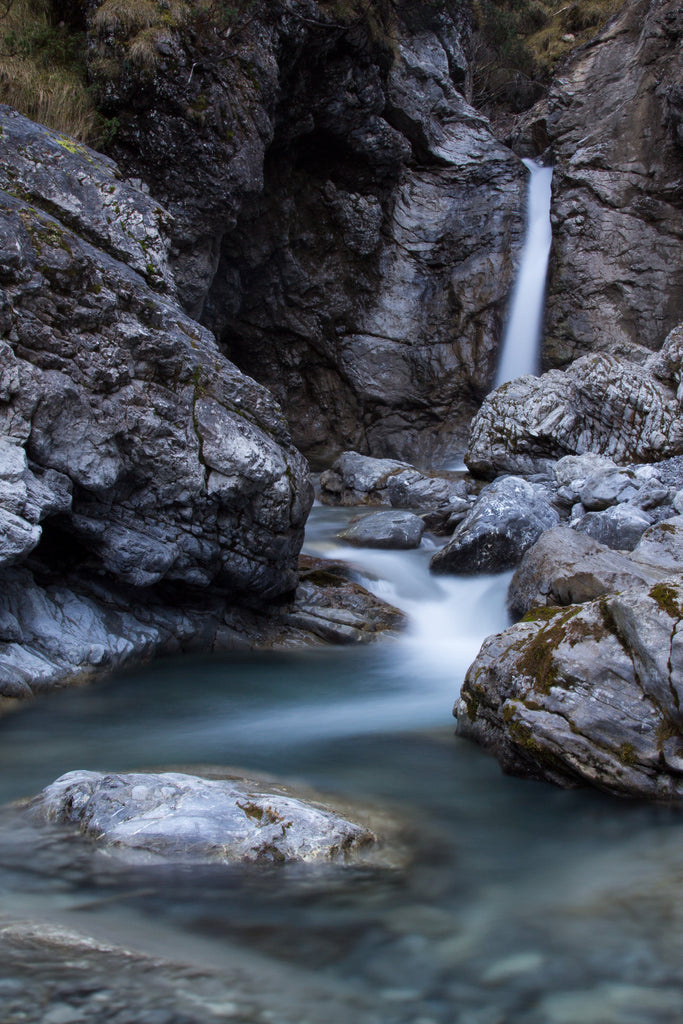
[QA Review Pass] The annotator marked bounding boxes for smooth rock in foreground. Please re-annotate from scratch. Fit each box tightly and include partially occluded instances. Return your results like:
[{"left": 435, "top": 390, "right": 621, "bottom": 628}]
[
  {"left": 456, "top": 577, "right": 683, "bottom": 802},
  {"left": 430, "top": 475, "right": 558, "bottom": 574},
  {"left": 27, "top": 770, "right": 383, "bottom": 865}
]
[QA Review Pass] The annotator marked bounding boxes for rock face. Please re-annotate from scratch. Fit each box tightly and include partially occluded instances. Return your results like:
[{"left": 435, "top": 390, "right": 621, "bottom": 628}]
[
  {"left": 456, "top": 577, "right": 683, "bottom": 803},
  {"left": 86, "top": 0, "right": 526, "bottom": 464},
  {"left": 26, "top": 770, "right": 381, "bottom": 865},
  {"left": 466, "top": 325, "right": 683, "bottom": 477},
  {"left": 430, "top": 475, "right": 558, "bottom": 574},
  {"left": 543, "top": 0, "right": 683, "bottom": 367},
  {"left": 0, "top": 105, "right": 316, "bottom": 696}
]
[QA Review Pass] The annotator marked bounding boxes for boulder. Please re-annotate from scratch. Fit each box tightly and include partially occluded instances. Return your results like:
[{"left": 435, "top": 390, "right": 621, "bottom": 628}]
[
  {"left": 26, "top": 770, "right": 383, "bottom": 865},
  {"left": 572, "top": 504, "right": 653, "bottom": 552},
  {"left": 631, "top": 517, "right": 683, "bottom": 573},
  {"left": 430, "top": 475, "right": 559, "bottom": 575},
  {"left": 508, "top": 527, "right": 665, "bottom": 619},
  {"left": 0, "top": 105, "right": 317, "bottom": 695},
  {"left": 320, "top": 452, "right": 469, "bottom": 526},
  {"left": 336, "top": 511, "right": 425, "bottom": 550},
  {"left": 455, "top": 577, "right": 683, "bottom": 802},
  {"left": 466, "top": 330, "right": 683, "bottom": 478}
]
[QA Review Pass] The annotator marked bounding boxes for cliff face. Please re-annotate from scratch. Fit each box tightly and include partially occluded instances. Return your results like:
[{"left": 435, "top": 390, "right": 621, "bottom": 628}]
[
  {"left": 543, "top": 0, "right": 683, "bottom": 366},
  {"left": 88, "top": 0, "right": 526, "bottom": 465}
]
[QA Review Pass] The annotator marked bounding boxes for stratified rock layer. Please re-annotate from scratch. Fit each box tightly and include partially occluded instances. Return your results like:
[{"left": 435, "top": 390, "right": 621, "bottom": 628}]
[{"left": 544, "top": 0, "right": 683, "bottom": 366}]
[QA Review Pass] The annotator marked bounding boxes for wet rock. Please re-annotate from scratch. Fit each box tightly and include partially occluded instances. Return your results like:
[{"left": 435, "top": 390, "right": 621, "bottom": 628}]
[
  {"left": 466, "top": 329, "right": 683, "bottom": 477},
  {"left": 456, "top": 577, "right": 683, "bottom": 802},
  {"left": 508, "top": 527, "right": 665, "bottom": 619},
  {"left": 544, "top": 0, "right": 683, "bottom": 366},
  {"left": 26, "top": 770, "right": 382, "bottom": 865},
  {"left": 572, "top": 504, "right": 653, "bottom": 552},
  {"left": 430, "top": 476, "right": 559, "bottom": 575},
  {"left": 320, "top": 452, "right": 470, "bottom": 530},
  {"left": 337, "top": 511, "right": 425, "bottom": 550}
]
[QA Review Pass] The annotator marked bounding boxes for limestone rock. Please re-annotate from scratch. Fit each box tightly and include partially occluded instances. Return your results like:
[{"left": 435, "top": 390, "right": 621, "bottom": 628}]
[
  {"left": 26, "top": 770, "right": 380, "bottom": 865},
  {"left": 508, "top": 526, "right": 664, "bottom": 619},
  {"left": 572, "top": 504, "right": 653, "bottom": 552},
  {"left": 455, "top": 577, "right": 683, "bottom": 802},
  {"left": 544, "top": 0, "right": 683, "bottom": 367},
  {"left": 337, "top": 511, "right": 425, "bottom": 550},
  {"left": 430, "top": 475, "right": 559, "bottom": 575},
  {"left": 466, "top": 333, "right": 683, "bottom": 478},
  {"left": 320, "top": 452, "right": 469, "bottom": 529}
]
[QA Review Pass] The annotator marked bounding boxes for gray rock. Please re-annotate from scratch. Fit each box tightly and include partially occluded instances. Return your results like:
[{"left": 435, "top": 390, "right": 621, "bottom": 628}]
[
  {"left": 508, "top": 527, "right": 665, "bottom": 619},
  {"left": 0, "top": 104, "right": 313, "bottom": 600},
  {"left": 544, "top": 0, "right": 683, "bottom": 367},
  {"left": 578, "top": 467, "right": 639, "bottom": 511},
  {"left": 337, "top": 511, "right": 425, "bottom": 550},
  {"left": 455, "top": 576, "right": 683, "bottom": 802},
  {"left": 573, "top": 505, "right": 653, "bottom": 552},
  {"left": 27, "top": 770, "right": 381, "bottom": 865},
  {"left": 320, "top": 452, "right": 469, "bottom": 528},
  {"left": 466, "top": 329, "right": 683, "bottom": 477},
  {"left": 631, "top": 517, "right": 683, "bottom": 573},
  {"left": 430, "top": 475, "right": 559, "bottom": 575},
  {"left": 90, "top": 5, "right": 526, "bottom": 464}
]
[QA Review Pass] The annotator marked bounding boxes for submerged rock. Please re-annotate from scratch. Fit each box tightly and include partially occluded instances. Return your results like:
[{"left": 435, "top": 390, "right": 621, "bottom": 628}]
[
  {"left": 337, "top": 511, "right": 425, "bottom": 550},
  {"left": 456, "top": 576, "right": 683, "bottom": 802},
  {"left": 430, "top": 476, "right": 558, "bottom": 574},
  {"left": 26, "top": 770, "right": 386, "bottom": 866}
]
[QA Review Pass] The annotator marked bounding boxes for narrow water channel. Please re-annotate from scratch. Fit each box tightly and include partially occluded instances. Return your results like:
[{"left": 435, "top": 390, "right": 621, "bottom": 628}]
[{"left": 1, "top": 508, "right": 683, "bottom": 1022}]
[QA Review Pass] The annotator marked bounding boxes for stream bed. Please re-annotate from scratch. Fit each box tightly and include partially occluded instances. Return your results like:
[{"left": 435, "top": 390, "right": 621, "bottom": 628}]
[{"left": 1, "top": 507, "right": 683, "bottom": 1023}]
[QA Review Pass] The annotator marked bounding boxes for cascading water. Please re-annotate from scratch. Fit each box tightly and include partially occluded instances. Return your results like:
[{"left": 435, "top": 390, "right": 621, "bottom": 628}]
[{"left": 495, "top": 159, "right": 553, "bottom": 387}]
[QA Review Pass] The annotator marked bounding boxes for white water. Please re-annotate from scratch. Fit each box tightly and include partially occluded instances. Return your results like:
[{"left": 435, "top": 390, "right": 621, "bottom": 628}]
[{"left": 495, "top": 159, "right": 553, "bottom": 387}]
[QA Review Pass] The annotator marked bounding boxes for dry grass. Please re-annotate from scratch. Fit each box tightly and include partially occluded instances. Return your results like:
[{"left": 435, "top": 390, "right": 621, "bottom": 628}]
[
  {"left": 0, "top": 0, "right": 99, "bottom": 140},
  {"left": 526, "top": 0, "right": 625, "bottom": 77}
]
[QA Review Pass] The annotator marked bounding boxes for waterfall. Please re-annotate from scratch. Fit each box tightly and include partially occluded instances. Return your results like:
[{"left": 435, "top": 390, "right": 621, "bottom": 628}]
[{"left": 494, "top": 159, "right": 553, "bottom": 387}]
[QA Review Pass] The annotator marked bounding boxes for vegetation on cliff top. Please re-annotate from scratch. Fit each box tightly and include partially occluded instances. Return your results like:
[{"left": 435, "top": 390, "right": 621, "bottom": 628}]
[{"left": 0, "top": 0, "right": 626, "bottom": 142}]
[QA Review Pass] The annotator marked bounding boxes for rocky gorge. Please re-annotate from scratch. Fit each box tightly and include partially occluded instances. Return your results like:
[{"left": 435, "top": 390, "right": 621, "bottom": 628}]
[{"left": 1, "top": 0, "right": 683, "bottom": 1019}]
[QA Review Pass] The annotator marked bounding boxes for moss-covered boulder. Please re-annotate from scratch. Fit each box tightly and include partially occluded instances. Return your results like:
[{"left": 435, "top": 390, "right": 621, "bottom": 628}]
[{"left": 456, "top": 576, "right": 683, "bottom": 802}]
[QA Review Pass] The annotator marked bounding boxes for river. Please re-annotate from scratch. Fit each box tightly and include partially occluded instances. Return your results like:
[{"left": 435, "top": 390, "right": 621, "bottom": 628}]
[{"left": 1, "top": 506, "right": 683, "bottom": 1023}]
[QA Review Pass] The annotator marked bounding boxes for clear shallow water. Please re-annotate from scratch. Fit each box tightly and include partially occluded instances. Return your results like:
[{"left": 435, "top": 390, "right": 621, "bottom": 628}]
[{"left": 1, "top": 508, "right": 683, "bottom": 1022}]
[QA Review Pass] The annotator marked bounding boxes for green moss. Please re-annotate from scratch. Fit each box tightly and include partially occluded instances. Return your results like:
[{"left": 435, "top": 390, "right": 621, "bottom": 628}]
[
  {"left": 649, "top": 583, "right": 683, "bottom": 620},
  {"left": 617, "top": 742, "right": 637, "bottom": 767},
  {"left": 521, "top": 605, "right": 566, "bottom": 623}
]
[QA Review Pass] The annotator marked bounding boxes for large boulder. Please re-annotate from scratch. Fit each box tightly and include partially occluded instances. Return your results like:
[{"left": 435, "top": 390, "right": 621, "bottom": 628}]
[
  {"left": 507, "top": 526, "right": 665, "bottom": 619},
  {"left": 466, "top": 327, "right": 683, "bottom": 477},
  {"left": 85, "top": 1, "right": 526, "bottom": 464},
  {"left": 456, "top": 577, "right": 683, "bottom": 802},
  {"left": 337, "top": 510, "right": 425, "bottom": 550},
  {"left": 0, "top": 105, "right": 314, "bottom": 695},
  {"left": 25, "top": 770, "right": 385, "bottom": 865},
  {"left": 543, "top": 0, "right": 683, "bottom": 366},
  {"left": 430, "top": 475, "right": 559, "bottom": 574}
]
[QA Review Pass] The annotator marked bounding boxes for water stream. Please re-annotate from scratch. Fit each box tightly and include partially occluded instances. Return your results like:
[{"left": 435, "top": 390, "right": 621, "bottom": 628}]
[
  {"left": 495, "top": 160, "right": 553, "bottom": 387},
  {"left": 1, "top": 509, "right": 683, "bottom": 1022}
]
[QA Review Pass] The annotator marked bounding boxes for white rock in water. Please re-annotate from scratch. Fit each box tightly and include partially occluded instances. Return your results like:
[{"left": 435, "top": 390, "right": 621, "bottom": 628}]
[{"left": 26, "top": 770, "right": 384, "bottom": 866}]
